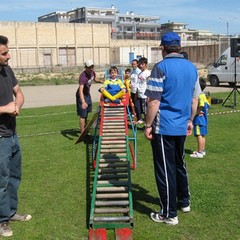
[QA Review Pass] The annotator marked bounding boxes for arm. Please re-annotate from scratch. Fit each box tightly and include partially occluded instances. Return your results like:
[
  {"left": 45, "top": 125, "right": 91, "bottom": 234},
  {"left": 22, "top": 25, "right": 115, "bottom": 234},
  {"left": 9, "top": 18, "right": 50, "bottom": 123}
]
[
  {"left": 187, "top": 76, "right": 201, "bottom": 135},
  {"left": 187, "top": 97, "right": 198, "bottom": 136},
  {"left": 94, "top": 72, "right": 103, "bottom": 84},
  {"left": 0, "top": 102, "right": 16, "bottom": 115},
  {"left": 144, "top": 98, "right": 160, "bottom": 141},
  {"left": 0, "top": 84, "right": 24, "bottom": 116},
  {"left": 13, "top": 84, "right": 24, "bottom": 114},
  {"left": 79, "top": 85, "right": 88, "bottom": 109}
]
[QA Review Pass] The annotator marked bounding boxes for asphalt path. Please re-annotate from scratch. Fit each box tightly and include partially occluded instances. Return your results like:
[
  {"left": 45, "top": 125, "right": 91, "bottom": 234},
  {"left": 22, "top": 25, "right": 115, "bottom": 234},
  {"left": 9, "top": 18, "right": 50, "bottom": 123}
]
[{"left": 21, "top": 83, "right": 238, "bottom": 109}]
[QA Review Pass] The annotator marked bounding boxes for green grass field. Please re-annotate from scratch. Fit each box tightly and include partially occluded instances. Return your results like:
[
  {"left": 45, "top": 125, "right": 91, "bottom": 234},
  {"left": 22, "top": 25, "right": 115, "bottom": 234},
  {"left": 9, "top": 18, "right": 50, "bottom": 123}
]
[{"left": 7, "top": 92, "right": 240, "bottom": 240}]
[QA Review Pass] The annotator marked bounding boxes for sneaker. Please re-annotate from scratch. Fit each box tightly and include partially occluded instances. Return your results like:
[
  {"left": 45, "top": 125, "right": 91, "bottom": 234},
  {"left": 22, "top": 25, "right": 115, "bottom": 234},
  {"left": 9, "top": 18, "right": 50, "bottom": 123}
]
[
  {"left": 10, "top": 213, "right": 32, "bottom": 221},
  {"left": 201, "top": 150, "right": 206, "bottom": 156},
  {"left": 150, "top": 212, "right": 178, "bottom": 225},
  {"left": 136, "top": 119, "right": 144, "bottom": 124},
  {"left": 181, "top": 206, "right": 191, "bottom": 213},
  {"left": 190, "top": 151, "right": 203, "bottom": 158},
  {"left": 0, "top": 222, "right": 13, "bottom": 237},
  {"left": 150, "top": 212, "right": 166, "bottom": 223},
  {"left": 165, "top": 216, "right": 179, "bottom": 225}
]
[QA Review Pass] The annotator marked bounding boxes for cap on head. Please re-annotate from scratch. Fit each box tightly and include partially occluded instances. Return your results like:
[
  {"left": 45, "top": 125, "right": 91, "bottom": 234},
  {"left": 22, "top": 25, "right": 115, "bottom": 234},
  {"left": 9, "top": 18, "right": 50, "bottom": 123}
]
[
  {"left": 160, "top": 32, "right": 181, "bottom": 46},
  {"left": 85, "top": 59, "right": 94, "bottom": 67}
]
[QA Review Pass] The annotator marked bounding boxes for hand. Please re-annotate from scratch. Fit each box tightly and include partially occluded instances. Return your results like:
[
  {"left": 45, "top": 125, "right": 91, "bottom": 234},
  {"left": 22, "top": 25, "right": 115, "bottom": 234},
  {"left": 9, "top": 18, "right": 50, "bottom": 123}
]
[
  {"left": 187, "top": 121, "right": 193, "bottom": 136},
  {"left": 82, "top": 102, "right": 88, "bottom": 109},
  {"left": 4, "top": 102, "right": 18, "bottom": 116},
  {"left": 144, "top": 127, "right": 153, "bottom": 141},
  {"left": 14, "top": 104, "right": 20, "bottom": 115}
]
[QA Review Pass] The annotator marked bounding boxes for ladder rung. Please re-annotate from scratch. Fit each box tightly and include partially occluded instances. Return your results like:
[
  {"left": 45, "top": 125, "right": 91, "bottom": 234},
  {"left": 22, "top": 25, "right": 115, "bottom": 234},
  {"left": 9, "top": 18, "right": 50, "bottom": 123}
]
[
  {"left": 99, "top": 163, "right": 128, "bottom": 168},
  {"left": 103, "top": 122, "right": 125, "bottom": 126},
  {"left": 95, "top": 200, "right": 129, "bottom": 206},
  {"left": 94, "top": 208, "right": 129, "bottom": 214},
  {"left": 97, "top": 180, "right": 129, "bottom": 185},
  {"left": 96, "top": 193, "right": 129, "bottom": 199},
  {"left": 97, "top": 186, "right": 128, "bottom": 192},
  {"left": 103, "top": 126, "right": 125, "bottom": 129},
  {"left": 104, "top": 108, "right": 124, "bottom": 111},
  {"left": 102, "top": 136, "right": 126, "bottom": 140},
  {"left": 103, "top": 118, "right": 125, "bottom": 121},
  {"left": 100, "top": 153, "right": 127, "bottom": 159},
  {"left": 99, "top": 158, "right": 127, "bottom": 163},
  {"left": 98, "top": 174, "right": 128, "bottom": 180},
  {"left": 101, "top": 140, "right": 126, "bottom": 144},
  {"left": 102, "top": 132, "right": 126, "bottom": 136},
  {"left": 102, "top": 130, "right": 125, "bottom": 133},
  {"left": 104, "top": 111, "right": 124, "bottom": 117},
  {"left": 98, "top": 169, "right": 128, "bottom": 174},
  {"left": 93, "top": 216, "right": 130, "bottom": 222},
  {"left": 101, "top": 148, "right": 126, "bottom": 151},
  {"left": 102, "top": 121, "right": 125, "bottom": 124},
  {"left": 100, "top": 155, "right": 127, "bottom": 159},
  {"left": 101, "top": 144, "right": 126, "bottom": 149}
]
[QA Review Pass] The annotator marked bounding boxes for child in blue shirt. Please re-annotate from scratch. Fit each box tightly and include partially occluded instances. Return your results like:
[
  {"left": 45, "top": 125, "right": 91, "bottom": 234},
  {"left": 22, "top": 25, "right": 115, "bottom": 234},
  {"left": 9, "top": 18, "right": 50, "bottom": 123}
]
[
  {"left": 100, "top": 66, "right": 126, "bottom": 103},
  {"left": 190, "top": 78, "right": 210, "bottom": 158}
]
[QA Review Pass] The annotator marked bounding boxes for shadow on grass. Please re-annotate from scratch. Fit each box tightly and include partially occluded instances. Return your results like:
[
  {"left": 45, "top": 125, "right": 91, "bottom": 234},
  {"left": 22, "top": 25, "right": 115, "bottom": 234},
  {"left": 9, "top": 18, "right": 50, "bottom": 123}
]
[
  {"left": 60, "top": 128, "right": 80, "bottom": 140},
  {"left": 185, "top": 148, "right": 193, "bottom": 154},
  {"left": 132, "top": 183, "right": 159, "bottom": 216}
]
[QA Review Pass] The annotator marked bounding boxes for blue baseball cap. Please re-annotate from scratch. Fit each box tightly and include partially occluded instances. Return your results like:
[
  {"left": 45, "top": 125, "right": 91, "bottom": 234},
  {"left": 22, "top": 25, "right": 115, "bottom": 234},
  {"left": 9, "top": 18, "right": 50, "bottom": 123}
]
[{"left": 160, "top": 32, "right": 181, "bottom": 46}]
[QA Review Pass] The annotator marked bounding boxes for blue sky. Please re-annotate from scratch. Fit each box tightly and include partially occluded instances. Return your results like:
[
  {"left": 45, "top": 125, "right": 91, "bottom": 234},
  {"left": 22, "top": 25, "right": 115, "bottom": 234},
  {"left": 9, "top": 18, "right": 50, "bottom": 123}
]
[{"left": 1, "top": 0, "right": 239, "bottom": 35}]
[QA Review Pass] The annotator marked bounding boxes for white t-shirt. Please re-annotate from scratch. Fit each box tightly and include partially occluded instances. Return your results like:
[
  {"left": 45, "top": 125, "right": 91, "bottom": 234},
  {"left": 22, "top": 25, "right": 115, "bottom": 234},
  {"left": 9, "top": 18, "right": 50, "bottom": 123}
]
[
  {"left": 130, "top": 67, "right": 141, "bottom": 94},
  {"left": 137, "top": 69, "right": 151, "bottom": 98}
]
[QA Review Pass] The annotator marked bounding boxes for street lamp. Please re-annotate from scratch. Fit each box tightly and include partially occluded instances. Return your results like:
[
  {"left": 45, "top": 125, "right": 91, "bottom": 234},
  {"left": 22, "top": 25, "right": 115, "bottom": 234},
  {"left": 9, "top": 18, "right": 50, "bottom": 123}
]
[
  {"left": 219, "top": 17, "right": 237, "bottom": 36},
  {"left": 219, "top": 17, "right": 229, "bottom": 36}
]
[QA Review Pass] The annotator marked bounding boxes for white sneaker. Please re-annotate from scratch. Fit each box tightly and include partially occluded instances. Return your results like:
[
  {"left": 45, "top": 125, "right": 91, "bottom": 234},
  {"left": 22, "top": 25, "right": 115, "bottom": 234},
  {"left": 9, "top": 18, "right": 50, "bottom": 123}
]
[
  {"left": 150, "top": 212, "right": 178, "bottom": 225},
  {"left": 165, "top": 216, "right": 179, "bottom": 225},
  {"left": 202, "top": 150, "right": 206, "bottom": 156},
  {"left": 150, "top": 212, "right": 166, "bottom": 223},
  {"left": 10, "top": 213, "right": 32, "bottom": 221},
  {"left": 181, "top": 206, "right": 190, "bottom": 213},
  {"left": 0, "top": 222, "right": 13, "bottom": 237},
  {"left": 136, "top": 119, "right": 144, "bottom": 124},
  {"left": 190, "top": 151, "right": 203, "bottom": 158}
]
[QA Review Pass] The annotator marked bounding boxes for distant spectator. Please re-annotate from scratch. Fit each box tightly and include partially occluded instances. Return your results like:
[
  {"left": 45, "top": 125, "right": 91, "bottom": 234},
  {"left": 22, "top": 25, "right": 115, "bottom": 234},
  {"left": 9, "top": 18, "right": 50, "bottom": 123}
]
[
  {"left": 134, "top": 57, "right": 150, "bottom": 124},
  {"left": 130, "top": 59, "right": 141, "bottom": 105},
  {"left": 76, "top": 60, "right": 102, "bottom": 133},
  {"left": 190, "top": 78, "right": 210, "bottom": 158}
]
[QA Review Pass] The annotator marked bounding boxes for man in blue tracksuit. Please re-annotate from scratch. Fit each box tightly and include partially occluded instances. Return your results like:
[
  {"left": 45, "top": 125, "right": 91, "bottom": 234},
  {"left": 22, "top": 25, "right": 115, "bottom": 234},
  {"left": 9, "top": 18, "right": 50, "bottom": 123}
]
[{"left": 144, "top": 32, "right": 201, "bottom": 225}]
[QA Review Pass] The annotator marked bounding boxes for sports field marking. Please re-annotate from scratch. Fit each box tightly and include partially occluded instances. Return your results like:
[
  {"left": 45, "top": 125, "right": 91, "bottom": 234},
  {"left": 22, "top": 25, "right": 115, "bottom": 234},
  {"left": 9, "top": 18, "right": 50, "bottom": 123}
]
[{"left": 18, "top": 111, "right": 75, "bottom": 119}]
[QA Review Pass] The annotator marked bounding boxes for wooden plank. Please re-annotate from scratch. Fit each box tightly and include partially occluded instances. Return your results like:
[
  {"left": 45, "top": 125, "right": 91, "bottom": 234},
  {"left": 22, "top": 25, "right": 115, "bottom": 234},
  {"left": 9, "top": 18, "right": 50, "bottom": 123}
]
[{"left": 75, "top": 112, "right": 98, "bottom": 144}]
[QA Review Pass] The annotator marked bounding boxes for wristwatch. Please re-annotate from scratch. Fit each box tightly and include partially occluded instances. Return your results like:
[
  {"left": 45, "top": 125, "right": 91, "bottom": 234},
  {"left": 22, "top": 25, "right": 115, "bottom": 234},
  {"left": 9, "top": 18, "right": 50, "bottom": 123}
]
[{"left": 145, "top": 124, "right": 152, "bottom": 128}]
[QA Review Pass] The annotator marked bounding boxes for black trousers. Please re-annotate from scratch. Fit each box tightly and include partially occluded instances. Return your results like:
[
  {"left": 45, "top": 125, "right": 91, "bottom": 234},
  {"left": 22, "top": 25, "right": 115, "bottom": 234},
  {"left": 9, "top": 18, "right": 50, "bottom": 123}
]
[
  {"left": 134, "top": 97, "right": 146, "bottom": 121},
  {"left": 151, "top": 134, "right": 190, "bottom": 218}
]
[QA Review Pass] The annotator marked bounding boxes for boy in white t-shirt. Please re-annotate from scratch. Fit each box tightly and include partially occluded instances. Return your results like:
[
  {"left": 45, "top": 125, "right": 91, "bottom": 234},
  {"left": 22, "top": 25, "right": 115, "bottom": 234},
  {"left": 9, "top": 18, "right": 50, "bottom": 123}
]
[
  {"left": 135, "top": 57, "right": 150, "bottom": 124},
  {"left": 130, "top": 59, "right": 141, "bottom": 105}
]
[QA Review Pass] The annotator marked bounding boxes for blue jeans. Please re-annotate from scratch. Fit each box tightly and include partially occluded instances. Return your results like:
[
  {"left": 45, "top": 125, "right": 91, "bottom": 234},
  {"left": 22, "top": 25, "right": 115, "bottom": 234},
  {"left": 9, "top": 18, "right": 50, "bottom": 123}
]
[{"left": 0, "top": 134, "right": 21, "bottom": 223}]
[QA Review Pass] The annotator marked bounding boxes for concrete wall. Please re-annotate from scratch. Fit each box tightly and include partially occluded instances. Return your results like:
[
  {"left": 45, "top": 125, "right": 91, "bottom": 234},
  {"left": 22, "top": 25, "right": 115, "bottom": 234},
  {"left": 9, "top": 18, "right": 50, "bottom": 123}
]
[
  {"left": 0, "top": 21, "right": 112, "bottom": 68},
  {"left": 0, "top": 21, "right": 220, "bottom": 71}
]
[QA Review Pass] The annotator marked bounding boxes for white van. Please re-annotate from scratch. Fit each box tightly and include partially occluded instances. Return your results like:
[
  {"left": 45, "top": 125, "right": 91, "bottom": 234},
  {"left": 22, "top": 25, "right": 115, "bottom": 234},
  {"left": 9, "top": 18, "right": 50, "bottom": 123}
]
[{"left": 207, "top": 47, "right": 240, "bottom": 86}]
